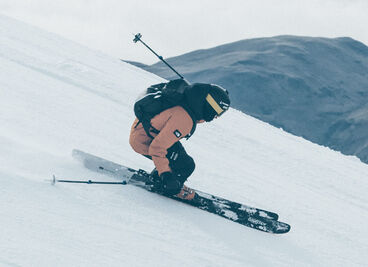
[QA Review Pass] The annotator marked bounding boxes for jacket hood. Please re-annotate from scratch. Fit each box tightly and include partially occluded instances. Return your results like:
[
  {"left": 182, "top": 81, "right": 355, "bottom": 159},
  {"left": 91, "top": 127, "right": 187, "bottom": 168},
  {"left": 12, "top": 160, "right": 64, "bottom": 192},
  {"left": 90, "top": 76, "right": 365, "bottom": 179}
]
[{"left": 183, "top": 83, "right": 212, "bottom": 121}]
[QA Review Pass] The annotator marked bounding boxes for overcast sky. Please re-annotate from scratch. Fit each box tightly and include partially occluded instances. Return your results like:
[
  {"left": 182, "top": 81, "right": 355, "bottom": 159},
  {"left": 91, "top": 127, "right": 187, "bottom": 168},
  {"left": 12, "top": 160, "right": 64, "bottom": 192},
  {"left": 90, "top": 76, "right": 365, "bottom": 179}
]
[{"left": 1, "top": 0, "right": 367, "bottom": 64}]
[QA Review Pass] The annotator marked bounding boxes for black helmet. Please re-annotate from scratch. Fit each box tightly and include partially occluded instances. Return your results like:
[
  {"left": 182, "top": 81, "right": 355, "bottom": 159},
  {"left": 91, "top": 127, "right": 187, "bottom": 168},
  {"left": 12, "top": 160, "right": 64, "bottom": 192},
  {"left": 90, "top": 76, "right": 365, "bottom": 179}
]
[{"left": 203, "top": 84, "right": 230, "bottom": 121}]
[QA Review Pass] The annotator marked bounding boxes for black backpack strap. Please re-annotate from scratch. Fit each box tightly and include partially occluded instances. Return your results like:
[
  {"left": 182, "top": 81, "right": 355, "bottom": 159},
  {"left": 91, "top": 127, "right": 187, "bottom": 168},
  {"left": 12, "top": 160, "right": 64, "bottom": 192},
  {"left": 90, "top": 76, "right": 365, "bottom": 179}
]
[
  {"left": 142, "top": 120, "right": 154, "bottom": 139},
  {"left": 180, "top": 104, "right": 197, "bottom": 139},
  {"left": 184, "top": 120, "right": 196, "bottom": 139},
  {"left": 135, "top": 119, "right": 160, "bottom": 139}
]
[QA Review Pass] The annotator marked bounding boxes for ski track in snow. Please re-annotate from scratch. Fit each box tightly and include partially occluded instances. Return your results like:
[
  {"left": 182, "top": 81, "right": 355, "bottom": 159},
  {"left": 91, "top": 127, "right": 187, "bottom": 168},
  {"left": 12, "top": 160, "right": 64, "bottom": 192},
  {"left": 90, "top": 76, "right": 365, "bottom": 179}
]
[{"left": 1, "top": 15, "right": 368, "bottom": 267}]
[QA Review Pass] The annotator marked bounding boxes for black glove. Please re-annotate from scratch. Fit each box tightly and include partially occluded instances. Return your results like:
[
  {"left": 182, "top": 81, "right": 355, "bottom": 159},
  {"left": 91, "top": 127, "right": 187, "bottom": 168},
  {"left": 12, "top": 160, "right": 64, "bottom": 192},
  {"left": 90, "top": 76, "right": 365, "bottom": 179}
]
[{"left": 160, "top": 172, "right": 183, "bottom": 196}]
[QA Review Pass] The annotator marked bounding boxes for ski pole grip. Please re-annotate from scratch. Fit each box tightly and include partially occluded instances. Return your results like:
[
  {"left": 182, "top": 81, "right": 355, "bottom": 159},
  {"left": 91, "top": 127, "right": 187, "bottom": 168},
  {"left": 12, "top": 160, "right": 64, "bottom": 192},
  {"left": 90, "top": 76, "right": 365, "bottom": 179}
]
[{"left": 133, "top": 33, "right": 142, "bottom": 43}]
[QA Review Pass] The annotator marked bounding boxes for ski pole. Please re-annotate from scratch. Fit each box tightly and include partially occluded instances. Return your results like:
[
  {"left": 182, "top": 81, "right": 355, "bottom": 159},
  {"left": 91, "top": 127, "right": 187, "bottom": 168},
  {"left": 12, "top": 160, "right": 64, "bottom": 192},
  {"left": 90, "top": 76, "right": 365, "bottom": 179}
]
[
  {"left": 133, "top": 33, "right": 184, "bottom": 79},
  {"left": 50, "top": 175, "right": 127, "bottom": 185}
]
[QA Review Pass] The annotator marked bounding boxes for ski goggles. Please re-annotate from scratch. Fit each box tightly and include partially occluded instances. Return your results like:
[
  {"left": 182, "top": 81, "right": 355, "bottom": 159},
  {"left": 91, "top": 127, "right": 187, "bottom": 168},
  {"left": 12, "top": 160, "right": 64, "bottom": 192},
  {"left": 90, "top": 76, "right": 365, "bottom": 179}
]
[{"left": 206, "top": 93, "right": 227, "bottom": 116}]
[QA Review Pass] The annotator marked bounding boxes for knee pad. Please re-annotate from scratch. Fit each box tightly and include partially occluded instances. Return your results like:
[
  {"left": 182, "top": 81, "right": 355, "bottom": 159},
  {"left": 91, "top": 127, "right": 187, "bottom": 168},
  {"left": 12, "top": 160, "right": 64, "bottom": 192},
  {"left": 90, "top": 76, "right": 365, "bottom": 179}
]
[
  {"left": 173, "top": 155, "right": 195, "bottom": 183},
  {"left": 167, "top": 142, "right": 195, "bottom": 182},
  {"left": 184, "top": 156, "right": 195, "bottom": 177}
]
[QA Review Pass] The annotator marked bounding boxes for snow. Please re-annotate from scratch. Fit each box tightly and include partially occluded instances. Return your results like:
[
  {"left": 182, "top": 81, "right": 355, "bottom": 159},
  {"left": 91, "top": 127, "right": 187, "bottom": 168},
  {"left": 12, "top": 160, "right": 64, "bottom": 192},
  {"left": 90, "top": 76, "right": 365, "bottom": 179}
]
[{"left": 1, "top": 14, "right": 368, "bottom": 267}]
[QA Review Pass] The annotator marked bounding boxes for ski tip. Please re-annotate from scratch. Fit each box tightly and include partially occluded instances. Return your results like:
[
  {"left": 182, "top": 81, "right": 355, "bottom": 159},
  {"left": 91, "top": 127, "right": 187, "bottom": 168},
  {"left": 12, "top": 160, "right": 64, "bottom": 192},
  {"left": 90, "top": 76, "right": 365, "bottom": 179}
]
[
  {"left": 72, "top": 149, "right": 80, "bottom": 157},
  {"left": 273, "top": 222, "right": 291, "bottom": 234}
]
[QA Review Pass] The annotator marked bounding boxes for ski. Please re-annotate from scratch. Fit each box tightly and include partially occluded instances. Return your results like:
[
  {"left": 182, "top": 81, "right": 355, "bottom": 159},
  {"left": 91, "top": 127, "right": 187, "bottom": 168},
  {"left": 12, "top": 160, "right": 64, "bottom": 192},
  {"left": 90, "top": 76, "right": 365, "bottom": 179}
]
[{"left": 72, "top": 149, "right": 290, "bottom": 234}]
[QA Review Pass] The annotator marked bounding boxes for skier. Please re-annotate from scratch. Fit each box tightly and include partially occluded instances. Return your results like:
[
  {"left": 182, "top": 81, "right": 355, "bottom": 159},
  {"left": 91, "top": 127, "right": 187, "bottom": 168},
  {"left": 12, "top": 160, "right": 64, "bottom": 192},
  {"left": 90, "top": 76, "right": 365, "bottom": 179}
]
[{"left": 129, "top": 80, "right": 230, "bottom": 198}]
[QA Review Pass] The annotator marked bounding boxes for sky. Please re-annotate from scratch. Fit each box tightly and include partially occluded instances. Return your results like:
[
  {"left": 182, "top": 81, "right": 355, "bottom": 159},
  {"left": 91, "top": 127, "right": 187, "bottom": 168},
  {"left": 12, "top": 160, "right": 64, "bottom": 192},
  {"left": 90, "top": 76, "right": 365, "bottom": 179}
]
[{"left": 1, "top": 0, "right": 367, "bottom": 65}]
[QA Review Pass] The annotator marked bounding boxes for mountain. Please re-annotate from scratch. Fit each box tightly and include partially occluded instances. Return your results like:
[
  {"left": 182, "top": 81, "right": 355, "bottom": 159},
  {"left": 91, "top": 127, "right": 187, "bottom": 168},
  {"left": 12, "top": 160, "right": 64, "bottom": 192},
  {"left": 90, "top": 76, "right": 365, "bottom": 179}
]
[
  {"left": 1, "top": 15, "right": 368, "bottom": 267},
  {"left": 137, "top": 36, "right": 368, "bottom": 164},
  {"left": 123, "top": 60, "right": 149, "bottom": 69}
]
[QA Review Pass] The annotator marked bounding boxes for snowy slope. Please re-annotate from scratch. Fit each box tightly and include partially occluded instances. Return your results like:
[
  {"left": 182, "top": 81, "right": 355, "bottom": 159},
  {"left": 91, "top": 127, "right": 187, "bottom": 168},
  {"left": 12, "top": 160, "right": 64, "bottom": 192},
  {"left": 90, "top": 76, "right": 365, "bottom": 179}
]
[{"left": 1, "top": 15, "right": 368, "bottom": 267}]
